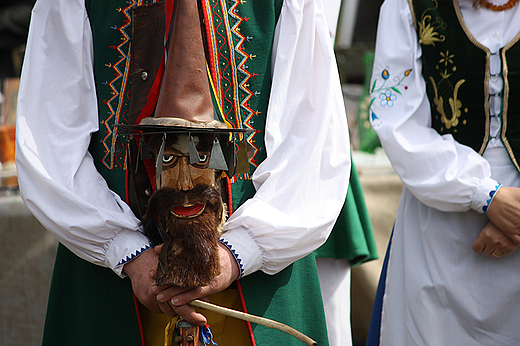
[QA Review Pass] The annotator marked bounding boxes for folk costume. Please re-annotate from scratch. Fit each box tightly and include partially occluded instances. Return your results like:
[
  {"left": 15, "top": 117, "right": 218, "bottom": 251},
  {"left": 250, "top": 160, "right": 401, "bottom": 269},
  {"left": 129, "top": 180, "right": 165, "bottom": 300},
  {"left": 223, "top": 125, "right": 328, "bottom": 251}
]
[
  {"left": 314, "top": 2, "right": 378, "bottom": 345},
  {"left": 367, "top": 0, "right": 520, "bottom": 344},
  {"left": 15, "top": 0, "right": 350, "bottom": 345},
  {"left": 315, "top": 162, "right": 378, "bottom": 346}
]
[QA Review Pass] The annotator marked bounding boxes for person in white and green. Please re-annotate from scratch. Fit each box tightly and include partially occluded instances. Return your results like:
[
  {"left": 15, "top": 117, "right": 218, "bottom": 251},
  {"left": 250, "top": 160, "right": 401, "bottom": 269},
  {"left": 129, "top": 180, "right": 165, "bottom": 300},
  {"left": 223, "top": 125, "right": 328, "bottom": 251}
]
[{"left": 16, "top": 0, "right": 352, "bottom": 345}]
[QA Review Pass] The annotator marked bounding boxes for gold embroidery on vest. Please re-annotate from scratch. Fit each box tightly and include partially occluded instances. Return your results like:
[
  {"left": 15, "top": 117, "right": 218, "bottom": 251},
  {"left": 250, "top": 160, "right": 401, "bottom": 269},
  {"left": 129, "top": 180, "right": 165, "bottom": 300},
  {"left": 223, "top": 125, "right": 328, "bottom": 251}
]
[
  {"left": 430, "top": 76, "right": 465, "bottom": 130},
  {"left": 429, "top": 48, "right": 466, "bottom": 131},
  {"left": 417, "top": 0, "right": 446, "bottom": 46}
]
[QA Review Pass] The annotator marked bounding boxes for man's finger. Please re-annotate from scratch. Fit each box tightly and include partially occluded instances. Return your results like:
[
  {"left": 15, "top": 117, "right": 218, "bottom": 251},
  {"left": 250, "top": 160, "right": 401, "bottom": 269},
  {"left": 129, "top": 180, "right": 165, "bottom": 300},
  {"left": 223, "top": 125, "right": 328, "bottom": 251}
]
[{"left": 172, "top": 303, "right": 207, "bottom": 326}]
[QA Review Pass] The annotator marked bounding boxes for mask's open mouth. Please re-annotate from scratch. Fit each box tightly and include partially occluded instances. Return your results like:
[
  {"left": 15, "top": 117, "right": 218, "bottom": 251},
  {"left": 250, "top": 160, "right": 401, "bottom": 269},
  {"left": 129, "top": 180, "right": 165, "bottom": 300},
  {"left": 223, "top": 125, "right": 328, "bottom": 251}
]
[{"left": 170, "top": 204, "right": 206, "bottom": 218}]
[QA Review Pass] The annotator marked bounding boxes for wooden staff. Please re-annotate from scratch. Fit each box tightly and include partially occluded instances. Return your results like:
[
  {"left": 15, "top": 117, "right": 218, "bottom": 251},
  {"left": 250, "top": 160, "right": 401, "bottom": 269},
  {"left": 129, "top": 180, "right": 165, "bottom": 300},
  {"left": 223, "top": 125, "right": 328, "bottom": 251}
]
[{"left": 188, "top": 299, "right": 318, "bottom": 346}]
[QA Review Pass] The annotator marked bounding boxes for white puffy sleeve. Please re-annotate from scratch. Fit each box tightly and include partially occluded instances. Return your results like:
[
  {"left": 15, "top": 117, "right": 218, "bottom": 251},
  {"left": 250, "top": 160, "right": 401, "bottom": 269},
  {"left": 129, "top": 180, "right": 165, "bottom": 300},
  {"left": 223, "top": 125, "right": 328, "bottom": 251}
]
[
  {"left": 369, "top": 0, "right": 500, "bottom": 214},
  {"left": 15, "top": 0, "right": 151, "bottom": 277},
  {"left": 220, "top": 0, "right": 351, "bottom": 276}
]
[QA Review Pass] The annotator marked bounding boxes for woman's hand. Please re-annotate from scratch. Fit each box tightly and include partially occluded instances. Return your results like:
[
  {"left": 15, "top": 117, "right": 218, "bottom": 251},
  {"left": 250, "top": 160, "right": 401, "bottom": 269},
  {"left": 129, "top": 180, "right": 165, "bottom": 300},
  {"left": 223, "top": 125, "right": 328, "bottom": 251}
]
[
  {"left": 485, "top": 186, "right": 520, "bottom": 245},
  {"left": 473, "top": 221, "right": 518, "bottom": 258}
]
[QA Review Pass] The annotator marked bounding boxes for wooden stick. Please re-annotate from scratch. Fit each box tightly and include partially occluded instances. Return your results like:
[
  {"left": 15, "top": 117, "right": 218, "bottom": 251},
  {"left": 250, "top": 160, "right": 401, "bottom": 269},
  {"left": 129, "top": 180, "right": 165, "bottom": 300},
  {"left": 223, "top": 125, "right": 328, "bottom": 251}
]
[{"left": 189, "top": 299, "right": 317, "bottom": 346}]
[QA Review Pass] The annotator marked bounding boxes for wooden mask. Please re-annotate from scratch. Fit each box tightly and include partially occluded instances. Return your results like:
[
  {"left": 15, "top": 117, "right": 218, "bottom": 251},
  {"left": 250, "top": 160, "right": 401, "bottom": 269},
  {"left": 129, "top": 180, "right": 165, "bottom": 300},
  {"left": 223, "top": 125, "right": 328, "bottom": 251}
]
[{"left": 142, "top": 133, "right": 225, "bottom": 287}]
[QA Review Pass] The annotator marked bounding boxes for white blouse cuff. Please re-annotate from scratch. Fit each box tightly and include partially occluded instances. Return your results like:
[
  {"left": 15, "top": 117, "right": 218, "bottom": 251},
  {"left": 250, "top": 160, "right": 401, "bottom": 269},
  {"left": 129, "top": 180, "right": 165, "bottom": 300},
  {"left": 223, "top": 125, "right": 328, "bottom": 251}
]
[
  {"left": 105, "top": 229, "right": 152, "bottom": 277},
  {"left": 470, "top": 177, "right": 502, "bottom": 214},
  {"left": 219, "top": 228, "right": 263, "bottom": 278}
]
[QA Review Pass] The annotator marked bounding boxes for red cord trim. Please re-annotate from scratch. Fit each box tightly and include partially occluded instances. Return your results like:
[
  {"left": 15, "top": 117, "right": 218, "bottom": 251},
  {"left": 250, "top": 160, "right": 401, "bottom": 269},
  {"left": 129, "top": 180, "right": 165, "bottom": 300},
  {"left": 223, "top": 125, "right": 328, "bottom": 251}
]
[
  {"left": 132, "top": 293, "right": 147, "bottom": 346},
  {"left": 236, "top": 280, "right": 256, "bottom": 346},
  {"left": 125, "top": 168, "right": 130, "bottom": 204}
]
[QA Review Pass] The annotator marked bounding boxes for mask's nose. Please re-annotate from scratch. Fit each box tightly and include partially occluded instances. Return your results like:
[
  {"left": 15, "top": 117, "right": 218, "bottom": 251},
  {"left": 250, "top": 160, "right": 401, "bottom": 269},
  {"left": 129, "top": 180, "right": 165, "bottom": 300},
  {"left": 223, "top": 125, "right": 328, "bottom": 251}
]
[{"left": 173, "top": 157, "right": 194, "bottom": 191}]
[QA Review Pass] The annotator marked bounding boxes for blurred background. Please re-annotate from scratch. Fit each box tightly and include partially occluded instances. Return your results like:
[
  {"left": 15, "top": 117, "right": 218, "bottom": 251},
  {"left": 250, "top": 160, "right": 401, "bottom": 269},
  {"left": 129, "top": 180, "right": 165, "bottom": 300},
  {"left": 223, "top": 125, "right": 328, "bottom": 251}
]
[{"left": 0, "top": 0, "right": 403, "bottom": 345}]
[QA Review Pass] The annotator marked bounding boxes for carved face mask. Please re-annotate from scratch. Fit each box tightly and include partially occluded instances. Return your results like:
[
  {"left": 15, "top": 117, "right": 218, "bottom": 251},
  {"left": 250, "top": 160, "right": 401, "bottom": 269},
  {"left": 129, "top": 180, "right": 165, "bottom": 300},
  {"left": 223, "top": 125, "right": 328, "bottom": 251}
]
[
  {"left": 118, "top": 0, "right": 251, "bottom": 288},
  {"left": 142, "top": 133, "right": 226, "bottom": 287}
]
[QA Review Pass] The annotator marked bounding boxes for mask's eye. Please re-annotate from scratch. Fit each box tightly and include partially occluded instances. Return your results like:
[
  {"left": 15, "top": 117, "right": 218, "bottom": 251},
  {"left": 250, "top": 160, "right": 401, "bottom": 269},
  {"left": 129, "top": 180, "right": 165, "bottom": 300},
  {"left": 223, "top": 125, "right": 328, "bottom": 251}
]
[
  {"left": 199, "top": 154, "right": 208, "bottom": 163},
  {"left": 162, "top": 154, "right": 176, "bottom": 165},
  {"left": 192, "top": 154, "right": 210, "bottom": 168}
]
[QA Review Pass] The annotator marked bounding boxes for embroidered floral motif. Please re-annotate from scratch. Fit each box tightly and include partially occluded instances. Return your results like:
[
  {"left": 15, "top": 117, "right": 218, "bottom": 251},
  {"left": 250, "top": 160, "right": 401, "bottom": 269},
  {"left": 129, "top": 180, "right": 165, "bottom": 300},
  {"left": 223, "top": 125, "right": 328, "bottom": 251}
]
[
  {"left": 380, "top": 90, "right": 397, "bottom": 107},
  {"left": 417, "top": 0, "right": 446, "bottom": 46},
  {"left": 429, "top": 49, "right": 466, "bottom": 131},
  {"left": 370, "top": 111, "right": 382, "bottom": 127},
  {"left": 438, "top": 50, "right": 457, "bottom": 79},
  {"left": 483, "top": 183, "right": 502, "bottom": 214},
  {"left": 430, "top": 77, "right": 465, "bottom": 129},
  {"left": 439, "top": 50, "right": 454, "bottom": 68},
  {"left": 382, "top": 68, "right": 390, "bottom": 80},
  {"left": 369, "top": 67, "right": 412, "bottom": 124}
]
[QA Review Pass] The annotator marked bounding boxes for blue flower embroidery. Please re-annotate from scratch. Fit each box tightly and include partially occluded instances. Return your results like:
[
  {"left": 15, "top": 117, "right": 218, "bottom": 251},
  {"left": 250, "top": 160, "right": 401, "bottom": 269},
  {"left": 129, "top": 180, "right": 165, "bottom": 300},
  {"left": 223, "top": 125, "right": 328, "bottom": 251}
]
[
  {"left": 369, "top": 67, "right": 412, "bottom": 125},
  {"left": 371, "top": 111, "right": 382, "bottom": 127},
  {"left": 380, "top": 90, "right": 397, "bottom": 107}
]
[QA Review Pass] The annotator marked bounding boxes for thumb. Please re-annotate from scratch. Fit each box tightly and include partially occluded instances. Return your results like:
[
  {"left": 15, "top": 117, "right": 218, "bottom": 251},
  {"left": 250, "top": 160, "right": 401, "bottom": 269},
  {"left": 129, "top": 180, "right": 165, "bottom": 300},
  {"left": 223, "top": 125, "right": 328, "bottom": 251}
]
[
  {"left": 472, "top": 234, "right": 485, "bottom": 253},
  {"left": 154, "top": 243, "right": 164, "bottom": 255}
]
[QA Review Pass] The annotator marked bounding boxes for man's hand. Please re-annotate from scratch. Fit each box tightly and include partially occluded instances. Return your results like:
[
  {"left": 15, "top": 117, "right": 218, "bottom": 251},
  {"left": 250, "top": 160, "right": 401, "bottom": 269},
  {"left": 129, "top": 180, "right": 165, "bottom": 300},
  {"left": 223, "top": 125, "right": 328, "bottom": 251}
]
[
  {"left": 155, "top": 241, "right": 240, "bottom": 326},
  {"left": 473, "top": 221, "right": 519, "bottom": 258},
  {"left": 486, "top": 186, "right": 520, "bottom": 245},
  {"left": 123, "top": 247, "right": 180, "bottom": 316}
]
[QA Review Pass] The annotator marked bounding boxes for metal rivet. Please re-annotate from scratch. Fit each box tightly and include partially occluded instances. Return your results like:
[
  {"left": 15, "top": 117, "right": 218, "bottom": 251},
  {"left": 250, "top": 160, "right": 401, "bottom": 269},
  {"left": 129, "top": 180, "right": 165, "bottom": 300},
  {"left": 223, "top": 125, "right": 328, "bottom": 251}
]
[
  {"left": 186, "top": 334, "right": 194, "bottom": 342},
  {"left": 141, "top": 71, "right": 148, "bottom": 80}
]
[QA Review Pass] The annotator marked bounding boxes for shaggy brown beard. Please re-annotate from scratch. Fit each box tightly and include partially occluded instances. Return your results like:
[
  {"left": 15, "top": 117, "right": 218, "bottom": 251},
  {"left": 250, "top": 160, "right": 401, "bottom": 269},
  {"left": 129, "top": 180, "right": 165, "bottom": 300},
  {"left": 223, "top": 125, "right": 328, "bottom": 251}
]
[{"left": 142, "top": 185, "right": 224, "bottom": 287}]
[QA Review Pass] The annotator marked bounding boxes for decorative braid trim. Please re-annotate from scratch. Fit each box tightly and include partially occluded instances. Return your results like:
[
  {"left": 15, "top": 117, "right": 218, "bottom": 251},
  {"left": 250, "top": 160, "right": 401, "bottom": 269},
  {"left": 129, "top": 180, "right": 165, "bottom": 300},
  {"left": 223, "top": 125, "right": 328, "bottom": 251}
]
[
  {"left": 483, "top": 183, "right": 502, "bottom": 214},
  {"left": 219, "top": 238, "right": 244, "bottom": 278},
  {"left": 116, "top": 244, "right": 152, "bottom": 267}
]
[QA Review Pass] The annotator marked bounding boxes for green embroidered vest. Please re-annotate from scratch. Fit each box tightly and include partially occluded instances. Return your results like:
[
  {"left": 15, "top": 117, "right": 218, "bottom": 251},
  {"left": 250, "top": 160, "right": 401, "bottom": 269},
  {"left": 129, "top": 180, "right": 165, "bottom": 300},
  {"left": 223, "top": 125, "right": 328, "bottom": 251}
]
[
  {"left": 43, "top": 1, "right": 329, "bottom": 345},
  {"left": 411, "top": 0, "right": 520, "bottom": 171}
]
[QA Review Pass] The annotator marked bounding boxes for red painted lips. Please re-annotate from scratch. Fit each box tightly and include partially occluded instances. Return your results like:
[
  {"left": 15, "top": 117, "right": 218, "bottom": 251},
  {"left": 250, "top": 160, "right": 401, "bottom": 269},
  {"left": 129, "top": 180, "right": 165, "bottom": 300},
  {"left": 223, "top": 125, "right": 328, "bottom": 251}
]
[{"left": 171, "top": 204, "right": 206, "bottom": 218}]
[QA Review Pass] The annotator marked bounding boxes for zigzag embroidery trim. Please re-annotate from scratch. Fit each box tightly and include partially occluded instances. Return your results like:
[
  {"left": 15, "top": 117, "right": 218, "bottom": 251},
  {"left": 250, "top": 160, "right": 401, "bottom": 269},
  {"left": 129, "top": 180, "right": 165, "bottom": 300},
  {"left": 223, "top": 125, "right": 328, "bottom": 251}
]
[
  {"left": 202, "top": 0, "right": 262, "bottom": 179},
  {"left": 229, "top": 1, "right": 261, "bottom": 168},
  {"left": 482, "top": 183, "right": 502, "bottom": 214},
  {"left": 219, "top": 238, "right": 244, "bottom": 278},
  {"left": 101, "top": 0, "right": 137, "bottom": 170},
  {"left": 117, "top": 243, "right": 152, "bottom": 266}
]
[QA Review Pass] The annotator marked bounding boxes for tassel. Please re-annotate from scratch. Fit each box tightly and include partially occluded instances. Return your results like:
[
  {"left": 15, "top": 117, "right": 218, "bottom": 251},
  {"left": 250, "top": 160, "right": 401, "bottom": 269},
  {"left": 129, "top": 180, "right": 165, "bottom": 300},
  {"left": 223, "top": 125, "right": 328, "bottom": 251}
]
[
  {"left": 200, "top": 324, "right": 218, "bottom": 345},
  {"left": 163, "top": 317, "right": 178, "bottom": 346}
]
